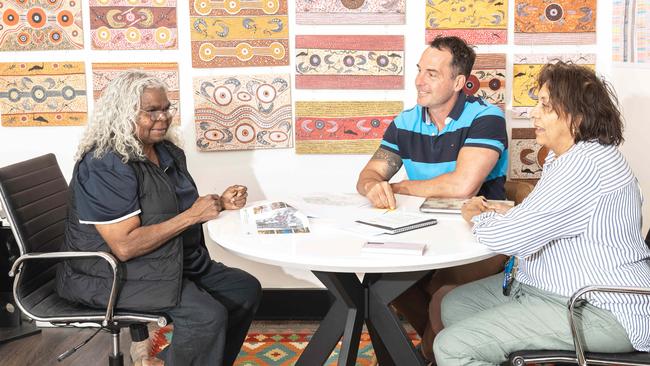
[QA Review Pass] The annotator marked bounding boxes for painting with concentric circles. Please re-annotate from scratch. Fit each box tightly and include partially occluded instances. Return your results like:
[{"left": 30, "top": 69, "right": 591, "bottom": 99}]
[
  {"left": 295, "top": 35, "right": 404, "bottom": 90},
  {"left": 514, "top": 0, "right": 596, "bottom": 45},
  {"left": 0, "top": 0, "right": 83, "bottom": 51},
  {"left": 89, "top": 0, "right": 177, "bottom": 50},
  {"left": 193, "top": 74, "right": 293, "bottom": 151},
  {"left": 190, "top": 0, "right": 289, "bottom": 68},
  {"left": 0, "top": 62, "right": 87, "bottom": 127}
]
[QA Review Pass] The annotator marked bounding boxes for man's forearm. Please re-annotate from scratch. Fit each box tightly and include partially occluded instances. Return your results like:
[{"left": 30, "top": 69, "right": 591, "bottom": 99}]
[{"left": 392, "top": 173, "right": 479, "bottom": 198}]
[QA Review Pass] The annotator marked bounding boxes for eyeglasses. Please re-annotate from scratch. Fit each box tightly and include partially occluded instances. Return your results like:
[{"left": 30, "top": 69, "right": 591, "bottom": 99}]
[{"left": 139, "top": 106, "right": 177, "bottom": 121}]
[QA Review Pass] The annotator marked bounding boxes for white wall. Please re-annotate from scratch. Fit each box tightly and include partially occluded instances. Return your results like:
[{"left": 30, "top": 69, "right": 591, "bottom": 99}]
[
  {"left": 1, "top": 1, "right": 646, "bottom": 288},
  {"left": 612, "top": 65, "right": 650, "bottom": 235}
]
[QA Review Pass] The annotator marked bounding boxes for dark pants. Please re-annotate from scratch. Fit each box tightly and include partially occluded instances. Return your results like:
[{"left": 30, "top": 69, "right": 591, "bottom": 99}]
[{"left": 160, "top": 260, "right": 262, "bottom": 366}]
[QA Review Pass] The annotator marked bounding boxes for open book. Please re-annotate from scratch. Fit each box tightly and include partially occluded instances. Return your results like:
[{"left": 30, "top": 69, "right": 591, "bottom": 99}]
[
  {"left": 355, "top": 211, "right": 437, "bottom": 235},
  {"left": 419, "top": 197, "right": 514, "bottom": 214}
]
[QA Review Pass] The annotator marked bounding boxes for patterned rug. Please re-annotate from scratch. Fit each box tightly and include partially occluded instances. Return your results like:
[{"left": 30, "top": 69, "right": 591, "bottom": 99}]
[{"left": 150, "top": 322, "right": 420, "bottom": 365}]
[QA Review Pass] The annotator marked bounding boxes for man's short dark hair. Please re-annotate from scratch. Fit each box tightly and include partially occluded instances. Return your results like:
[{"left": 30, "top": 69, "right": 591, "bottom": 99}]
[{"left": 429, "top": 36, "right": 476, "bottom": 79}]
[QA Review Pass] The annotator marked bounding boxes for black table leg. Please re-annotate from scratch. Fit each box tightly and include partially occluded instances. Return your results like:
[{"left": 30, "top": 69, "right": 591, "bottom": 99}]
[
  {"left": 296, "top": 270, "right": 430, "bottom": 366},
  {"left": 366, "top": 271, "right": 430, "bottom": 366},
  {"left": 366, "top": 318, "right": 395, "bottom": 366},
  {"left": 296, "top": 272, "right": 364, "bottom": 366}
]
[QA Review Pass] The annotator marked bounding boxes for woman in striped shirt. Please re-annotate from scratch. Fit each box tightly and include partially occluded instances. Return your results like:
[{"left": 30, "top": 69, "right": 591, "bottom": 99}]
[{"left": 433, "top": 62, "right": 650, "bottom": 366}]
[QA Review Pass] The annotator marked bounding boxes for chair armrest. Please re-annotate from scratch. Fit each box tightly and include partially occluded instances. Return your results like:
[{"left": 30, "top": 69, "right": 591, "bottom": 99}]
[
  {"left": 9, "top": 251, "right": 121, "bottom": 327},
  {"left": 567, "top": 285, "right": 650, "bottom": 366}
]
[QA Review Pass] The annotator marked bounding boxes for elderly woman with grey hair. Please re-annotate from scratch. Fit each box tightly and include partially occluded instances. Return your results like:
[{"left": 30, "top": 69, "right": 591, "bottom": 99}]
[{"left": 56, "top": 71, "right": 261, "bottom": 366}]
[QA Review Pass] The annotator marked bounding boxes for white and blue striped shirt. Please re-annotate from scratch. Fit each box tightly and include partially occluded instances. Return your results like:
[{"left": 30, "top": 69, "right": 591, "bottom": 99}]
[{"left": 472, "top": 141, "right": 650, "bottom": 351}]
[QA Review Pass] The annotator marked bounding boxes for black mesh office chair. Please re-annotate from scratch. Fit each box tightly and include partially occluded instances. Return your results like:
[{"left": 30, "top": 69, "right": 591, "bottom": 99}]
[
  {"left": 506, "top": 230, "right": 650, "bottom": 366},
  {"left": 0, "top": 154, "right": 167, "bottom": 366}
]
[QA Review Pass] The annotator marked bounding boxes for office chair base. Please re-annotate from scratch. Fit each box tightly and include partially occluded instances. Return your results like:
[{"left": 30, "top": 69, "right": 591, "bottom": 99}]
[
  {"left": 0, "top": 322, "right": 40, "bottom": 344},
  {"left": 109, "top": 352, "right": 124, "bottom": 366}
]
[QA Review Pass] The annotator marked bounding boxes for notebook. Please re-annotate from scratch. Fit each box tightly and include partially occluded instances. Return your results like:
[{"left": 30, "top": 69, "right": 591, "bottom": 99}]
[
  {"left": 419, "top": 197, "right": 514, "bottom": 214},
  {"left": 355, "top": 211, "right": 437, "bottom": 235}
]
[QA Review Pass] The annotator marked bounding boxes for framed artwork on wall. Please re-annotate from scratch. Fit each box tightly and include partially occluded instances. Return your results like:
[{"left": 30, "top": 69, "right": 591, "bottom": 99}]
[
  {"left": 193, "top": 74, "right": 293, "bottom": 151},
  {"left": 295, "top": 35, "right": 404, "bottom": 90},
  {"left": 295, "top": 101, "right": 403, "bottom": 154},
  {"left": 190, "top": 0, "right": 289, "bottom": 68},
  {"left": 509, "top": 128, "right": 548, "bottom": 184},
  {"left": 514, "top": 0, "right": 596, "bottom": 45},
  {"left": 296, "top": 0, "right": 405, "bottom": 25},
  {"left": 89, "top": 0, "right": 178, "bottom": 50},
  {"left": 0, "top": 62, "right": 87, "bottom": 127},
  {"left": 0, "top": 0, "right": 83, "bottom": 51},
  {"left": 425, "top": 0, "right": 508, "bottom": 44}
]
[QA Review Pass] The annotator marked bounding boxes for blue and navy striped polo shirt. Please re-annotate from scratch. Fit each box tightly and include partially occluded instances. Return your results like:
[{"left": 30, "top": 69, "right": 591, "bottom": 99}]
[{"left": 380, "top": 92, "right": 508, "bottom": 199}]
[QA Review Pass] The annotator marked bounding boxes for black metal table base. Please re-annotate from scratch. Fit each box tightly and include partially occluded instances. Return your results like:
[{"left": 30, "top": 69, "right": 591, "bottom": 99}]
[{"left": 296, "top": 270, "right": 430, "bottom": 366}]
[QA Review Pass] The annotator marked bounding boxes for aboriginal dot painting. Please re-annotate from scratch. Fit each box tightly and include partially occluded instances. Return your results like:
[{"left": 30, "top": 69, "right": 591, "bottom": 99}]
[
  {"left": 511, "top": 54, "right": 595, "bottom": 119},
  {"left": 190, "top": 0, "right": 289, "bottom": 68},
  {"left": 464, "top": 54, "right": 506, "bottom": 110},
  {"left": 295, "top": 101, "right": 403, "bottom": 154},
  {"left": 89, "top": 0, "right": 177, "bottom": 50},
  {"left": 425, "top": 0, "right": 507, "bottom": 45},
  {"left": 295, "top": 35, "right": 404, "bottom": 90},
  {"left": 0, "top": 0, "right": 83, "bottom": 51},
  {"left": 510, "top": 128, "right": 547, "bottom": 183},
  {"left": 193, "top": 74, "right": 292, "bottom": 151},
  {"left": 296, "top": 0, "right": 405, "bottom": 25},
  {"left": 0, "top": 62, "right": 87, "bottom": 127},
  {"left": 92, "top": 63, "right": 180, "bottom": 125},
  {"left": 514, "top": 0, "right": 596, "bottom": 45}
]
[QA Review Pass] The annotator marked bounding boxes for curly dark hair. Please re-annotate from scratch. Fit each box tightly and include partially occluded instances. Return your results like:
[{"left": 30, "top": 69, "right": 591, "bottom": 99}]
[
  {"left": 537, "top": 61, "right": 624, "bottom": 146},
  {"left": 429, "top": 36, "right": 476, "bottom": 79}
]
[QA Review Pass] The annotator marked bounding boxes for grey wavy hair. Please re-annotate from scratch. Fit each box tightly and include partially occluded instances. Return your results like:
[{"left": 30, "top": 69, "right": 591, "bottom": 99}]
[{"left": 75, "top": 71, "right": 180, "bottom": 163}]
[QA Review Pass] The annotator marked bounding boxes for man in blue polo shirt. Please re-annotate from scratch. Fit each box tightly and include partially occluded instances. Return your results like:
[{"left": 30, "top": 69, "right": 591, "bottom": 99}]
[{"left": 356, "top": 36, "right": 508, "bottom": 362}]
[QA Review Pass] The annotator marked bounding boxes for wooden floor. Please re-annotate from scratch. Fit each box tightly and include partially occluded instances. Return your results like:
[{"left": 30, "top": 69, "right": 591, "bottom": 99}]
[{"left": 0, "top": 326, "right": 136, "bottom": 366}]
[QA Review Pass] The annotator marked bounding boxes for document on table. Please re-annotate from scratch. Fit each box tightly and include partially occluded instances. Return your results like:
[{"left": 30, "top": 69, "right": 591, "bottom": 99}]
[
  {"left": 289, "top": 193, "right": 378, "bottom": 221},
  {"left": 240, "top": 201, "right": 310, "bottom": 234}
]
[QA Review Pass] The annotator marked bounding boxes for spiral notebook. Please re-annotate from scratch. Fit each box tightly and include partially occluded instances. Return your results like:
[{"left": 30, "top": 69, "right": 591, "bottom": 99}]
[{"left": 355, "top": 211, "right": 437, "bottom": 235}]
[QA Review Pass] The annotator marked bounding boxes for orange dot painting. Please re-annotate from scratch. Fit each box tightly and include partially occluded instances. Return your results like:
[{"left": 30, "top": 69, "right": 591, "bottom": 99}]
[
  {"left": 0, "top": 0, "right": 84, "bottom": 51},
  {"left": 514, "top": 0, "right": 597, "bottom": 44}
]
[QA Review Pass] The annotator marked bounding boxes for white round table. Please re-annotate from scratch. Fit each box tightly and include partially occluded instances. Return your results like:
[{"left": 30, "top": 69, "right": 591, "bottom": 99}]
[{"left": 207, "top": 194, "right": 494, "bottom": 366}]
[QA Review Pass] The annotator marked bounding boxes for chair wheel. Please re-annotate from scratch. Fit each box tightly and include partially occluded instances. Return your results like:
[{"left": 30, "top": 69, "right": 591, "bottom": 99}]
[{"left": 511, "top": 356, "right": 526, "bottom": 366}]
